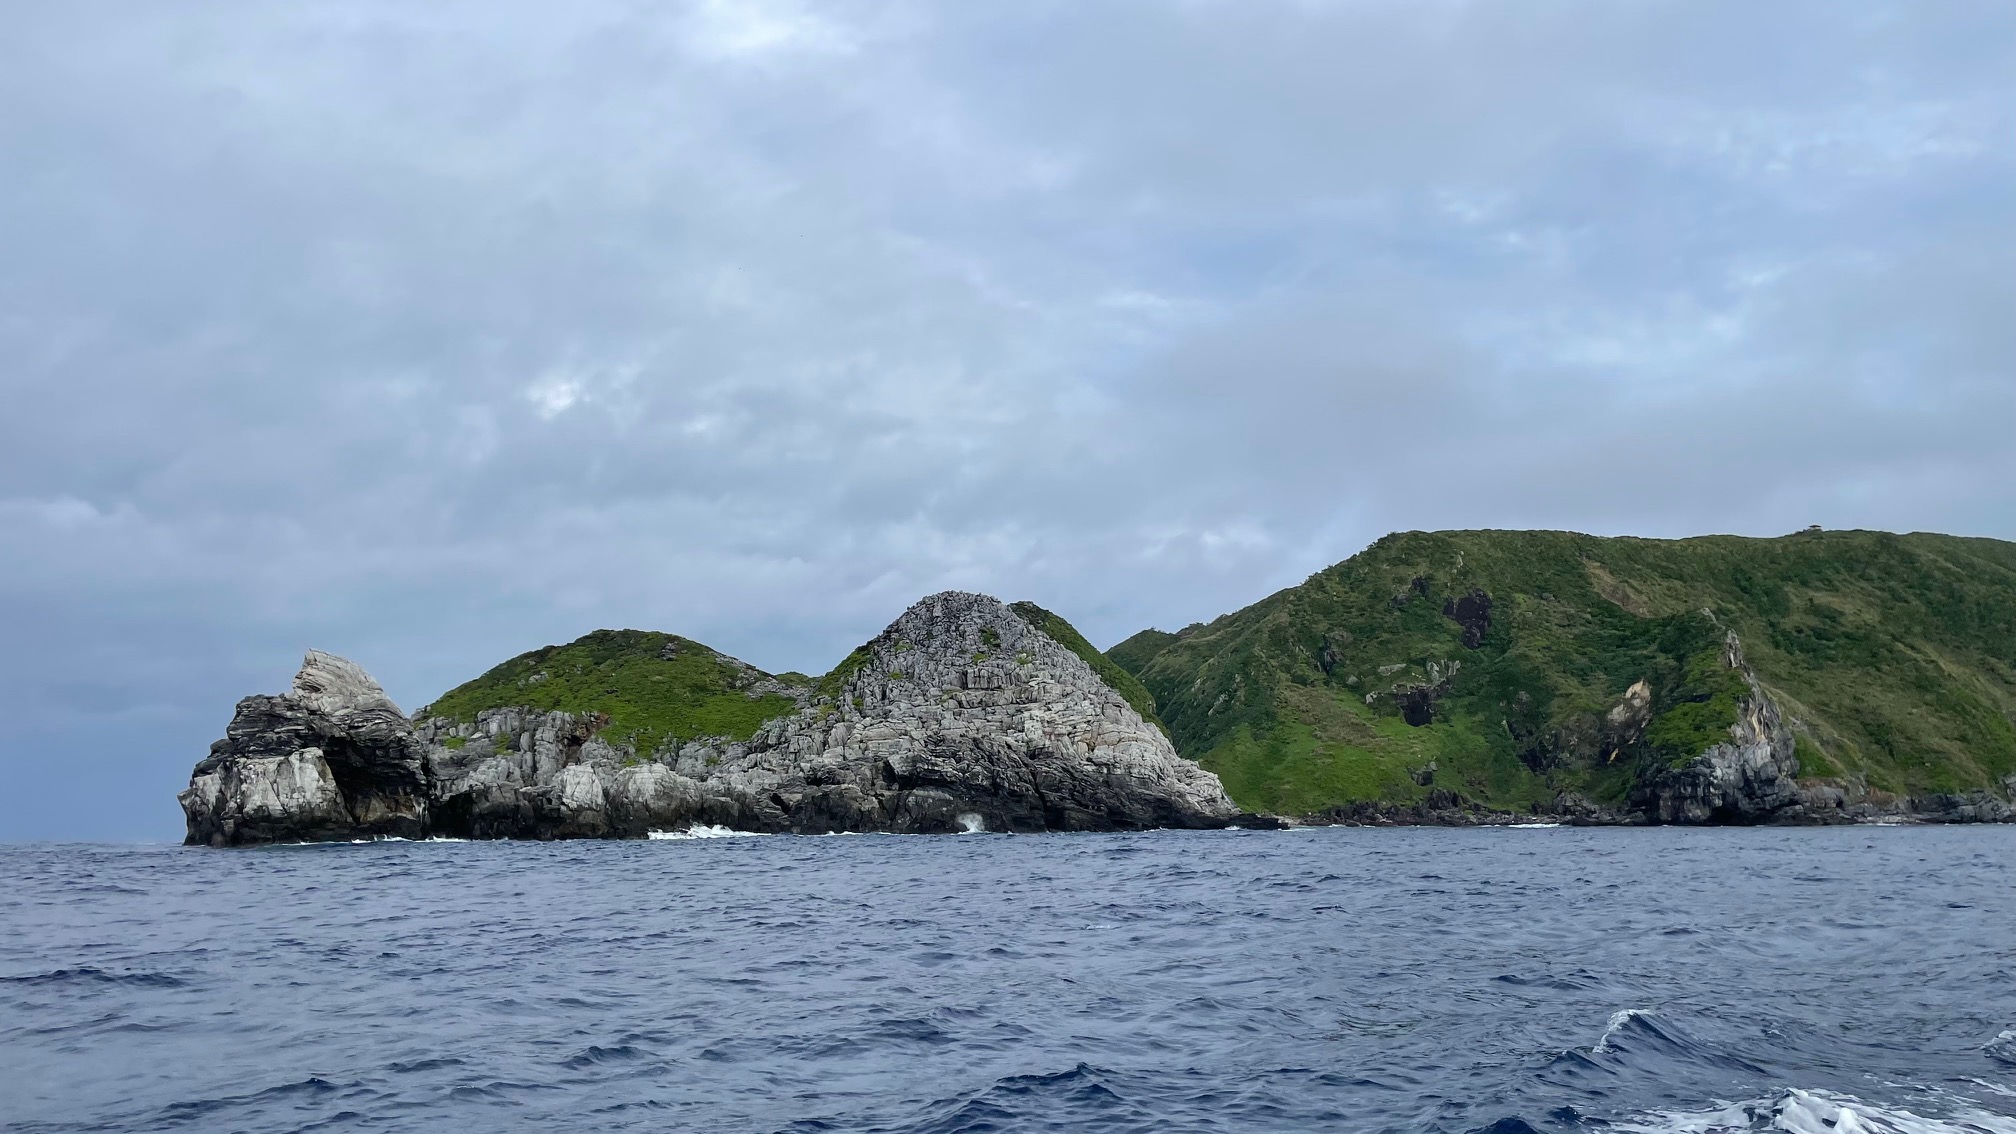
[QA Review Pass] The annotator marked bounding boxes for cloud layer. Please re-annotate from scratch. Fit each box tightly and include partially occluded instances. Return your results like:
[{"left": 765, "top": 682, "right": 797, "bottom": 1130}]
[{"left": 4, "top": 1, "right": 2011, "bottom": 838}]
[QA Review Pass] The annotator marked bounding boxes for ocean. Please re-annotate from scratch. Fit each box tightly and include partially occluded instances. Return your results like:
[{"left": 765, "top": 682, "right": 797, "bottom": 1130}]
[{"left": 3, "top": 826, "right": 2012, "bottom": 1133}]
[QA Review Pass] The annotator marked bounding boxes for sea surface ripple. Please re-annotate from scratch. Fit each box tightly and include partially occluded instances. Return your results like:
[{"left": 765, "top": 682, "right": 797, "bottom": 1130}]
[{"left": 3, "top": 826, "right": 2014, "bottom": 1133}]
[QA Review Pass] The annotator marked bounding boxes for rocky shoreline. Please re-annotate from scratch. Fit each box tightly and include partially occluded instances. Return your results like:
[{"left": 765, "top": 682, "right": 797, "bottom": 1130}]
[
  {"left": 1276, "top": 790, "right": 2015, "bottom": 829},
  {"left": 182, "top": 593, "right": 1244, "bottom": 846},
  {"left": 180, "top": 590, "right": 2013, "bottom": 847}
]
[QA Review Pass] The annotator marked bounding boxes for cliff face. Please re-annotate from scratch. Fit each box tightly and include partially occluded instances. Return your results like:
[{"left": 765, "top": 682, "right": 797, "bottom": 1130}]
[
  {"left": 1630, "top": 633, "right": 1803, "bottom": 823},
  {"left": 180, "top": 593, "right": 1237, "bottom": 846},
  {"left": 1110, "top": 529, "right": 2016, "bottom": 825}
]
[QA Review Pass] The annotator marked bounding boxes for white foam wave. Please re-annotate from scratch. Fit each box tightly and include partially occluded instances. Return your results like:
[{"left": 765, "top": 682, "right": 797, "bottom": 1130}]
[
  {"left": 1593, "top": 1008, "right": 1654, "bottom": 1054},
  {"left": 647, "top": 825, "right": 763, "bottom": 840},
  {"left": 1223, "top": 823, "right": 1320, "bottom": 831},
  {"left": 273, "top": 834, "right": 475, "bottom": 847},
  {"left": 1612, "top": 1089, "right": 2016, "bottom": 1134},
  {"left": 1971, "top": 1080, "right": 2016, "bottom": 1101},
  {"left": 1985, "top": 1029, "right": 2016, "bottom": 1065},
  {"left": 1510, "top": 822, "right": 1563, "bottom": 828}
]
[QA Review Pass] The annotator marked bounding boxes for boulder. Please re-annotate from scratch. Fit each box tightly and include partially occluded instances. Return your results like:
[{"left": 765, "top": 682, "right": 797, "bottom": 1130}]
[{"left": 180, "top": 651, "right": 431, "bottom": 846}]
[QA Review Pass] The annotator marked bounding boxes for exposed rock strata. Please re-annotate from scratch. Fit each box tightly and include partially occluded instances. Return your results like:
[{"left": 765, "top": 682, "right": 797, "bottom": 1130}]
[
  {"left": 180, "top": 651, "right": 431, "bottom": 846},
  {"left": 181, "top": 594, "right": 1239, "bottom": 845}
]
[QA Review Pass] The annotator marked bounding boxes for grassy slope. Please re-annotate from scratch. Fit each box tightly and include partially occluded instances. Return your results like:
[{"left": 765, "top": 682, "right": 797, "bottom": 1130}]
[
  {"left": 1109, "top": 530, "right": 2016, "bottom": 814},
  {"left": 1011, "top": 601, "right": 1167, "bottom": 733},
  {"left": 1108, "top": 629, "right": 1180, "bottom": 680},
  {"left": 418, "top": 630, "right": 802, "bottom": 753},
  {"left": 416, "top": 599, "right": 1159, "bottom": 755}
]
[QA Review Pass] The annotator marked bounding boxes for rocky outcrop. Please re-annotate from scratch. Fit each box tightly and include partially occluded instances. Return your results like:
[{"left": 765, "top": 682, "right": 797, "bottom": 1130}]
[
  {"left": 1791, "top": 776, "right": 2016, "bottom": 825},
  {"left": 1394, "top": 632, "right": 2007, "bottom": 828},
  {"left": 1441, "top": 590, "right": 1492, "bottom": 649},
  {"left": 180, "top": 651, "right": 431, "bottom": 846},
  {"left": 1630, "top": 633, "right": 1803, "bottom": 824},
  {"left": 685, "top": 591, "right": 1236, "bottom": 835},
  {"left": 180, "top": 594, "right": 1239, "bottom": 845}
]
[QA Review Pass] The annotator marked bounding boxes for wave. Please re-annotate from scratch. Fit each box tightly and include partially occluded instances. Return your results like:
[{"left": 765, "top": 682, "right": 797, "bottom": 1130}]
[
  {"left": 1593, "top": 1008, "right": 1658, "bottom": 1055},
  {"left": 884, "top": 1062, "right": 1139, "bottom": 1134},
  {"left": 560, "top": 1043, "right": 648, "bottom": 1068},
  {"left": 1611, "top": 1089, "right": 2016, "bottom": 1134},
  {"left": 647, "top": 825, "right": 764, "bottom": 840},
  {"left": 1986, "top": 1030, "right": 2016, "bottom": 1066},
  {"left": 1493, "top": 969, "right": 1603, "bottom": 991},
  {"left": 1543, "top": 1009, "right": 1769, "bottom": 1082},
  {"left": 0, "top": 967, "right": 186, "bottom": 989}
]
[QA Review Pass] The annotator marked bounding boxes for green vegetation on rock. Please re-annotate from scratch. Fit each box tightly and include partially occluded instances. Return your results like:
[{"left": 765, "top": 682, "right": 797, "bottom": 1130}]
[
  {"left": 816, "top": 644, "right": 876, "bottom": 700},
  {"left": 1108, "top": 529, "right": 2016, "bottom": 814},
  {"left": 1011, "top": 601, "right": 1167, "bottom": 732},
  {"left": 419, "top": 629, "right": 800, "bottom": 754}
]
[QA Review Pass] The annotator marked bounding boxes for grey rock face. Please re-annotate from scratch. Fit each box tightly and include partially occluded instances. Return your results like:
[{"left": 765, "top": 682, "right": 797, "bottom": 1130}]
[
  {"left": 674, "top": 590, "right": 1237, "bottom": 834},
  {"left": 181, "top": 594, "right": 1238, "bottom": 844},
  {"left": 288, "top": 650, "right": 404, "bottom": 717},
  {"left": 1793, "top": 779, "right": 2016, "bottom": 825},
  {"left": 180, "top": 651, "right": 431, "bottom": 846},
  {"left": 1631, "top": 633, "right": 1804, "bottom": 824}
]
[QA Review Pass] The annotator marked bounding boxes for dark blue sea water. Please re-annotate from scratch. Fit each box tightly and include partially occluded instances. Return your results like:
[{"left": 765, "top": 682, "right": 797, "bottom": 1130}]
[{"left": 3, "top": 827, "right": 2014, "bottom": 1134}]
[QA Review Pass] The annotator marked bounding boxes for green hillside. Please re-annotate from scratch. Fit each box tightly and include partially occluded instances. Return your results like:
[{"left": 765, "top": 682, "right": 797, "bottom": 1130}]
[
  {"left": 1011, "top": 601, "right": 1166, "bottom": 732},
  {"left": 417, "top": 629, "right": 805, "bottom": 754},
  {"left": 415, "top": 602, "right": 1146, "bottom": 755},
  {"left": 1109, "top": 529, "right": 2016, "bottom": 816}
]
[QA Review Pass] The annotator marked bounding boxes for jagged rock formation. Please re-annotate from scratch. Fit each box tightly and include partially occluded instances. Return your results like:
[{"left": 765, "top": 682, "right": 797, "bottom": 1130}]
[
  {"left": 180, "top": 651, "right": 430, "bottom": 846},
  {"left": 180, "top": 594, "right": 1239, "bottom": 845}
]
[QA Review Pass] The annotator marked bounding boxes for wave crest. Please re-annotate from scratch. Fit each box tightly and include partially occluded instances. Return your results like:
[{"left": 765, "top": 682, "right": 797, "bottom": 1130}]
[
  {"left": 1613, "top": 1089, "right": 2016, "bottom": 1134},
  {"left": 646, "top": 825, "right": 763, "bottom": 840}
]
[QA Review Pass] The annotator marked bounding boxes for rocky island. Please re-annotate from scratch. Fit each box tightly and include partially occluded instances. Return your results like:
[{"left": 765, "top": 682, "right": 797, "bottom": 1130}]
[
  {"left": 181, "top": 530, "right": 2016, "bottom": 845},
  {"left": 181, "top": 592, "right": 1239, "bottom": 845}
]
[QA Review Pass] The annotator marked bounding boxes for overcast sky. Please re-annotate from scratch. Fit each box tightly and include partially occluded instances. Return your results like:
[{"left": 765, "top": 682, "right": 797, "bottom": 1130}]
[{"left": 4, "top": 1, "right": 2012, "bottom": 840}]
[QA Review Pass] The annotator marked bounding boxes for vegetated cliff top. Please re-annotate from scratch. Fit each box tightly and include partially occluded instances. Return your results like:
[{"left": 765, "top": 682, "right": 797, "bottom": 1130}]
[
  {"left": 415, "top": 599, "right": 1149, "bottom": 755},
  {"left": 1009, "top": 601, "right": 1164, "bottom": 732},
  {"left": 1109, "top": 528, "right": 2016, "bottom": 815},
  {"left": 416, "top": 630, "right": 808, "bottom": 753}
]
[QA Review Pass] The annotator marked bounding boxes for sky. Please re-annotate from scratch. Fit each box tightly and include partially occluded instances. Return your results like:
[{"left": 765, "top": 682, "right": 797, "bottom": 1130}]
[{"left": 3, "top": 1, "right": 2012, "bottom": 841}]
